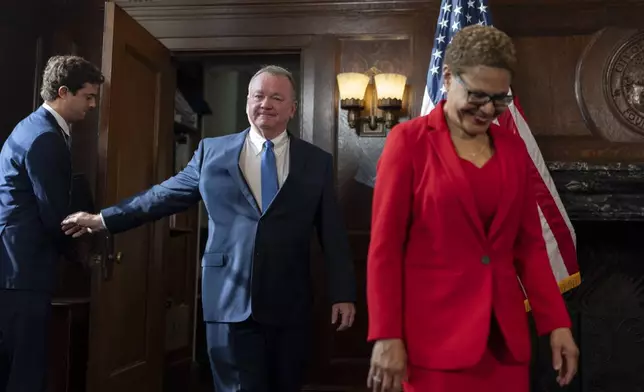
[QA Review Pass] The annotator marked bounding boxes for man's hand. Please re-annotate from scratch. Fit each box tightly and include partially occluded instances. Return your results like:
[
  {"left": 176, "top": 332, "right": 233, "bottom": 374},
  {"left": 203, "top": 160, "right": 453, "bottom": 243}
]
[
  {"left": 331, "top": 302, "right": 355, "bottom": 331},
  {"left": 551, "top": 327, "right": 579, "bottom": 386},
  {"left": 61, "top": 212, "right": 106, "bottom": 238},
  {"left": 368, "top": 339, "right": 407, "bottom": 392}
]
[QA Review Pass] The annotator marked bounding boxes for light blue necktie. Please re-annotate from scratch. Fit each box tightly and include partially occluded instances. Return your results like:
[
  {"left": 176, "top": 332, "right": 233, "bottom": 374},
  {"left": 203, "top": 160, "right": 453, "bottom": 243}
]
[{"left": 261, "top": 140, "right": 279, "bottom": 212}]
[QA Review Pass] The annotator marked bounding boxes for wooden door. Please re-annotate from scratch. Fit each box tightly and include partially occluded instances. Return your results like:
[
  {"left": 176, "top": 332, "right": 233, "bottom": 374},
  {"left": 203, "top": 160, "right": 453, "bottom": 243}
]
[{"left": 86, "top": 3, "right": 175, "bottom": 391}]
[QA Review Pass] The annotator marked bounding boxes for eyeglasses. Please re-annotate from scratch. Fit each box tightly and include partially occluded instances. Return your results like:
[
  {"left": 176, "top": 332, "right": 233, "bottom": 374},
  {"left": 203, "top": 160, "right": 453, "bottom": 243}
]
[{"left": 454, "top": 75, "right": 513, "bottom": 107}]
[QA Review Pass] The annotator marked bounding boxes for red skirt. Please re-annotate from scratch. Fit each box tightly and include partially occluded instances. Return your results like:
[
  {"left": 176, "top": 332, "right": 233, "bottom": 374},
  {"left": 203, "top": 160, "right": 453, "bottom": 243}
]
[{"left": 403, "top": 315, "right": 529, "bottom": 392}]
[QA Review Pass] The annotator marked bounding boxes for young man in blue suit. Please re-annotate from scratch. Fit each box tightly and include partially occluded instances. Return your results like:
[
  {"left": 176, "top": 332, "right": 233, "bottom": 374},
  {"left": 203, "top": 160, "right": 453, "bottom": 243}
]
[
  {"left": 0, "top": 55, "right": 103, "bottom": 392},
  {"left": 62, "top": 65, "right": 357, "bottom": 392}
]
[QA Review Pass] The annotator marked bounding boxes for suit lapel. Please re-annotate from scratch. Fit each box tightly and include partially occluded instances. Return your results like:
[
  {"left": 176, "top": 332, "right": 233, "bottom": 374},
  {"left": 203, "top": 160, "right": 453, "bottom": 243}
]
[
  {"left": 283, "top": 133, "right": 307, "bottom": 185},
  {"left": 486, "top": 126, "right": 514, "bottom": 242},
  {"left": 263, "top": 133, "right": 308, "bottom": 214},
  {"left": 427, "top": 102, "right": 486, "bottom": 244},
  {"left": 224, "top": 129, "right": 261, "bottom": 216},
  {"left": 39, "top": 107, "right": 70, "bottom": 148}
]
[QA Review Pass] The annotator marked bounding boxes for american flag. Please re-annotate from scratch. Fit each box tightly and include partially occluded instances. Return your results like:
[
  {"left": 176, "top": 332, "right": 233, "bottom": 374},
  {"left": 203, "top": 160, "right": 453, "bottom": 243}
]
[
  {"left": 421, "top": 0, "right": 581, "bottom": 310},
  {"left": 422, "top": 0, "right": 491, "bottom": 115}
]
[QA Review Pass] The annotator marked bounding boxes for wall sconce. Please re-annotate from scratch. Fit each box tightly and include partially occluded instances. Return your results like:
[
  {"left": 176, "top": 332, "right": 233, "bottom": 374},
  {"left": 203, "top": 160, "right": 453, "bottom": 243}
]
[{"left": 337, "top": 70, "right": 407, "bottom": 136}]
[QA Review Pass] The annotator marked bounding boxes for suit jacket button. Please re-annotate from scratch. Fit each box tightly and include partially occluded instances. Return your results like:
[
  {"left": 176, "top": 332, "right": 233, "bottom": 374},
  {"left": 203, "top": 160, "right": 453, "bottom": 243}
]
[{"left": 481, "top": 255, "right": 490, "bottom": 265}]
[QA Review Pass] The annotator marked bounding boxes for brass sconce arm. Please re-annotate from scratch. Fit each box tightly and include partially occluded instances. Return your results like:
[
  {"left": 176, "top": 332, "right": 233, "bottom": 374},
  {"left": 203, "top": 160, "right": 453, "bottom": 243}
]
[
  {"left": 340, "top": 97, "right": 403, "bottom": 136},
  {"left": 377, "top": 98, "right": 404, "bottom": 129}
]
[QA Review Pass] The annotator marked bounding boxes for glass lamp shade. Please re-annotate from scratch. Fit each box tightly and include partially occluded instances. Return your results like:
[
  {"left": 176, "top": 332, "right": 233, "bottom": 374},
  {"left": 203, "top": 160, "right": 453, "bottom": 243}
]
[
  {"left": 374, "top": 73, "right": 407, "bottom": 100},
  {"left": 336, "top": 72, "right": 370, "bottom": 100}
]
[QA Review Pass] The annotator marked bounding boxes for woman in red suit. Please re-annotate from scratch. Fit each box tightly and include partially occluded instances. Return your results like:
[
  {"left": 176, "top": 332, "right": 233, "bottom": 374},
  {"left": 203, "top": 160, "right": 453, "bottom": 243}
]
[{"left": 366, "top": 25, "right": 579, "bottom": 392}]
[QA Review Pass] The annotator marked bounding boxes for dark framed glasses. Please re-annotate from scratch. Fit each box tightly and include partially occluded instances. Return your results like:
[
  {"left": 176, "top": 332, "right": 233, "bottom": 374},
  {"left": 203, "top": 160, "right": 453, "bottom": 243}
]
[{"left": 454, "top": 75, "right": 513, "bottom": 107}]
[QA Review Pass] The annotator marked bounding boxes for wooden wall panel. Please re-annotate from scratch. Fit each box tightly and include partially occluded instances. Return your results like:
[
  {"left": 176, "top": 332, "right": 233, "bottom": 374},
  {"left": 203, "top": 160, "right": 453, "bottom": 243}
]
[
  {"left": 336, "top": 37, "right": 415, "bottom": 234},
  {"left": 512, "top": 35, "right": 592, "bottom": 137}
]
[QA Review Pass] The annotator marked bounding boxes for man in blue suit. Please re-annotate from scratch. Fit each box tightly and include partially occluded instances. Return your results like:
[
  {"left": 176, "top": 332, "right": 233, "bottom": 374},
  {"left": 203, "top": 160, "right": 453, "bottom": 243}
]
[
  {"left": 0, "top": 55, "right": 104, "bottom": 392},
  {"left": 62, "top": 65, "right": 357, "bottom": 392}
]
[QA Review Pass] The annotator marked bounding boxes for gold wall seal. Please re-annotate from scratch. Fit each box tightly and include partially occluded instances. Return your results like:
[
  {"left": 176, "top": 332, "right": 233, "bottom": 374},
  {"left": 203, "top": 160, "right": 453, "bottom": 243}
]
[
  {"left": 576, "top": 28, "right": 644, "bottom": 142},
  {"left": 607, "top": 30, "right": 644, "bottom": 134}
]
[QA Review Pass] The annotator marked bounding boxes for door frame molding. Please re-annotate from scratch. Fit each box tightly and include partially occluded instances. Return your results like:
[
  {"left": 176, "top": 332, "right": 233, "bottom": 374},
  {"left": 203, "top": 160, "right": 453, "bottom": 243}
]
[{"left": 172, "top": 35, "right": 340, "bottom": 157}]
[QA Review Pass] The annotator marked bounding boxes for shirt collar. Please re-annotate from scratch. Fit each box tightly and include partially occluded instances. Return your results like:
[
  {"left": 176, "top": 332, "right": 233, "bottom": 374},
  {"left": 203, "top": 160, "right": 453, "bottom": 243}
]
[
  {"left": 248, "top": 127, "right": 289, "bottom": 156},
  {"left": 42, "top": 102, "right": 70, "bottom": 136}
]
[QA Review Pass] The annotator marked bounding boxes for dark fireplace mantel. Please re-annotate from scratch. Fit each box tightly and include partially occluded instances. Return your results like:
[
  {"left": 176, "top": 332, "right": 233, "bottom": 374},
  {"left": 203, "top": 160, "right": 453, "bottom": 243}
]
[
  {"left": 548, "top": 162, "right": 644, "bottom": 221},
  {"left": 530, "top": 162, "right": 644, "bottom": 392}
]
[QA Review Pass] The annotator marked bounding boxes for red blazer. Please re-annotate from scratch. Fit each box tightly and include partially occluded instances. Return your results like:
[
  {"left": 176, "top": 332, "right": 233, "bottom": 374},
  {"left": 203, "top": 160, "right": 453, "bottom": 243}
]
[{"left": 366, "top": 101, "right": 571, "bottom": 370}]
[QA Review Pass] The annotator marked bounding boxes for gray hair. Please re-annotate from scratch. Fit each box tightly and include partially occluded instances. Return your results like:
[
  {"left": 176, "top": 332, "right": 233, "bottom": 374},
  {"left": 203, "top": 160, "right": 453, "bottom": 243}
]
[{"left": 248, "top": 65, "right": 297, "bottom": 101}]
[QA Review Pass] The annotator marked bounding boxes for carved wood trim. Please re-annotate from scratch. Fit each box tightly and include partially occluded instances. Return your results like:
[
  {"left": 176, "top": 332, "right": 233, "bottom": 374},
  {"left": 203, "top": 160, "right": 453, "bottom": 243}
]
[
  {"left": 136, "top": 15, "right": 420, "bottom": 40},
  {"left": 163, "top": 36, "right": 313, "bottom": 52},
  {"left": 117, "top": 0, "right": 435, "bottom": 17},
  {"left": 116, "top": 0, "right": 644, "bottom": 37}
]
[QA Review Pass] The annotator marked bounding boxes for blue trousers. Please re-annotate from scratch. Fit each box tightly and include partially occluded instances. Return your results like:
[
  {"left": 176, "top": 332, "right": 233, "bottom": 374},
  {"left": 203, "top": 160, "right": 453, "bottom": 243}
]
[
  {"left": 206, "top": 317, "right": 311, "bottom": 392},
  {"left": 0, "top": 290, "right": 51, "bottom": 392}
]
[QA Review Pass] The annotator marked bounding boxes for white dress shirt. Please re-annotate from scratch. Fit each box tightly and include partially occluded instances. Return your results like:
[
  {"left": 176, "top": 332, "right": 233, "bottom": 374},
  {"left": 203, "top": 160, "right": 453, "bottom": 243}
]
[
  {"left": 239, "top": 128, "right": 290, "bottom": 212},
  {"left": 42, "top": 102, "right": 70, "bottom": 136}
]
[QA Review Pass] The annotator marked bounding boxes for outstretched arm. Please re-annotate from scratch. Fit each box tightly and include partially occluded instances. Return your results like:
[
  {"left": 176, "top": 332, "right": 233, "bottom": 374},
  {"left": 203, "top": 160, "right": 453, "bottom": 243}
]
[{"left": 63, "top": 140, "right": 205, "bottom": 236}]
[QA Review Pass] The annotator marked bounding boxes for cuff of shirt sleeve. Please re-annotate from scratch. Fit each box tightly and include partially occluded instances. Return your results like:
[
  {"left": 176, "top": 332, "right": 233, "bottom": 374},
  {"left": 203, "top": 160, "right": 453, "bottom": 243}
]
[{"left": 99, "top": 212, "right": 108, "bottom": 231}]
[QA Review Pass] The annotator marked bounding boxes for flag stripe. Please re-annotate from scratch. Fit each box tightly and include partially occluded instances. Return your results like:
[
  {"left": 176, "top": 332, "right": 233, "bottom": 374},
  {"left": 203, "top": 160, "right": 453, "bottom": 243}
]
[
  {"left": 421, "top": 86, "right": 435, "bottom": 116},
  {"left": 500, "top": 98, "right": 578, "bottom": 277}
]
